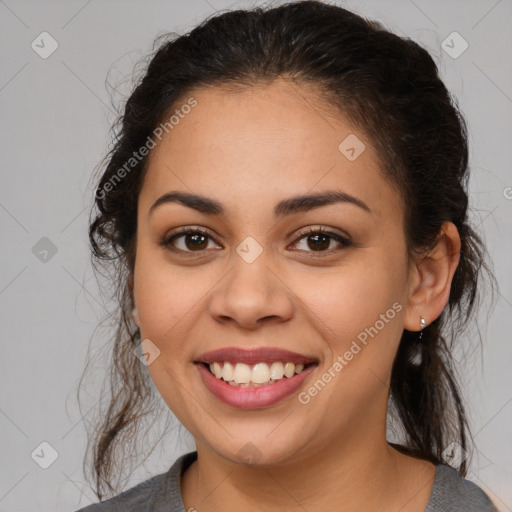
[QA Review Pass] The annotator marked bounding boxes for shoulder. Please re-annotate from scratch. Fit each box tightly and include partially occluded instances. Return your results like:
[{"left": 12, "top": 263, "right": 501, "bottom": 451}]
[
  {"left": 425, "top": 464, "right": 498, "bottom": 512},
  {"left": 73, "top": 451, "right": 197, "bottom": 512}
]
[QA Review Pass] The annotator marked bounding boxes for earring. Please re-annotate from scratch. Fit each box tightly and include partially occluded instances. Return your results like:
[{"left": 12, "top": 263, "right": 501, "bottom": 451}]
[{"left": 418, "top": 317, "right": 426, "bottom": 342}]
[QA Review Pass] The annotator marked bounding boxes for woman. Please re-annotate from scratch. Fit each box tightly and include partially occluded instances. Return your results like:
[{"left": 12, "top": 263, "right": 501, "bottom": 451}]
[{"left": 77, "top": 1, "right": 499, "bottom": 510}]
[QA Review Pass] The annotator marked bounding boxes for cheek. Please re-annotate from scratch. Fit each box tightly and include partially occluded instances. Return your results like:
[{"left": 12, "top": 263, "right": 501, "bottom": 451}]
[
  {"left": 132, "top": 248, "right": 204, "bottom": 416},
  {"left": 293, "top": 260, "right": 406, "bottom": 408},
  {"left": 293, "top": 258, "right": 403, "bottom": 342},
  {"left": 295, "top": 267, "right": 404, "bottom": 409},
  {"left": 132, "top": 244, "right": 201, "bottom": 350},
  {"left": 333, "top": 267, "right": 405, "bottom": 385}
]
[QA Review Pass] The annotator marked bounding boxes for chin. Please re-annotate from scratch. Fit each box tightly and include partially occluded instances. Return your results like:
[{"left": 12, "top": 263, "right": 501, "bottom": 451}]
[{"left": 204, "top": 432, "right": 311, "bottom": 468}]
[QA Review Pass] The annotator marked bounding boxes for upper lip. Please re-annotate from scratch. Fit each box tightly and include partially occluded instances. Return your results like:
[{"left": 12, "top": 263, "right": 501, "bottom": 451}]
[{"left": 196, "top": 347, "right": 318, "bottom": 366}]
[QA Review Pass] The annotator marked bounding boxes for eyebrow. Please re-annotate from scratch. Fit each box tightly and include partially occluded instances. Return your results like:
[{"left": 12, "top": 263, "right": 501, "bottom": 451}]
[{"left": 149, "top": 189, "right": 371, "bottom": 218}]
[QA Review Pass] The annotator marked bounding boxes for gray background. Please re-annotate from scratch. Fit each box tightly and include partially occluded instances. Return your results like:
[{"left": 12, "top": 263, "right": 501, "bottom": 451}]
[{"left": 1, "top": 0, "right": 511, "bottom": 510}]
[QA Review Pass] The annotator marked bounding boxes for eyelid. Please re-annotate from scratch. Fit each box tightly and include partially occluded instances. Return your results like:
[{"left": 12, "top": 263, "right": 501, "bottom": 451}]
[{"left": 292, "top": 225, "right": 351, "bottom": 243}]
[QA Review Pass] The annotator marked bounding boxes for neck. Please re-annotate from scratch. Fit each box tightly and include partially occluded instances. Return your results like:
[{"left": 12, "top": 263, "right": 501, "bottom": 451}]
[{"left": 180, "top": 420, "right": 436, "bottom": 511}]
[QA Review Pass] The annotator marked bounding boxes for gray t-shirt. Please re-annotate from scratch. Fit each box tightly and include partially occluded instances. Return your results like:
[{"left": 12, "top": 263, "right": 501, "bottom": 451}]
[{"left": 74, "top": 451, "right": 498, "bottom": 511}]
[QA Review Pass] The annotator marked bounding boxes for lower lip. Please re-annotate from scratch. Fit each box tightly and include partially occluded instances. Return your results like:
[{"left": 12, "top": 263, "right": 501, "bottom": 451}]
[{"left": 195, "top": 363, "right": 317, "bottom": 409}]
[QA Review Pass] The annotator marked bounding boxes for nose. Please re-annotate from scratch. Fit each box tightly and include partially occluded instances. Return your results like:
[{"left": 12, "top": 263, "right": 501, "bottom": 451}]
[{"left": 208, "top": 254, "right": 294, "bottom": 330}]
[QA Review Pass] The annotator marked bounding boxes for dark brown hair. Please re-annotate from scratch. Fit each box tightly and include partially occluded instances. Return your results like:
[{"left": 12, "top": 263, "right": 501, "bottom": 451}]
[{"left": 84, "top": 0, "right": 496, "bottom": 500}]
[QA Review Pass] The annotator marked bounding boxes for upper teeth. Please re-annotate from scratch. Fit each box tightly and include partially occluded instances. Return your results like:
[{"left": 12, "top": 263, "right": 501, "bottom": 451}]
[{"left": 208, "top": 361, "right": 305, "bottom": 385}]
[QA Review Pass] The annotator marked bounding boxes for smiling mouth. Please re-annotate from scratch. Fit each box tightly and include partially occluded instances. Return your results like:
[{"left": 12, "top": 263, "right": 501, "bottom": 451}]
[{"left": 199, "top": 361, "right": 318, "bottom": 387}]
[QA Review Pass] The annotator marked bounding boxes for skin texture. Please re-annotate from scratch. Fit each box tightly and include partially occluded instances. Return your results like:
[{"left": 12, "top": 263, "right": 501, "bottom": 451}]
[{"left": 131, "top": 78, "right": 461, "bottom": 511}]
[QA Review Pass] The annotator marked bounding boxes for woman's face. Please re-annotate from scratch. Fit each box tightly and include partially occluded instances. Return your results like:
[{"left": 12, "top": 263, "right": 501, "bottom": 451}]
[{"left": 133, "top": 78, "right": 415, "bottom": 465}]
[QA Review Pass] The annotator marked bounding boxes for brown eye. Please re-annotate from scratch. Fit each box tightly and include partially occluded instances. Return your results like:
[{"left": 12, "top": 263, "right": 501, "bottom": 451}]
[
  {"left": 161, "top": 228, "right": 220, "bottom": 253},
  {"left": 291, "top": 227, "right": 352, "bottom": 254}
]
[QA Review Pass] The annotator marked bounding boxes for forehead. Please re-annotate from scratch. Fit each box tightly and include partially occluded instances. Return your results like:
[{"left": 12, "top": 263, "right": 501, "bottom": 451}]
[{"left": 139, "top": 79, "right": 400, "bottom": 222}]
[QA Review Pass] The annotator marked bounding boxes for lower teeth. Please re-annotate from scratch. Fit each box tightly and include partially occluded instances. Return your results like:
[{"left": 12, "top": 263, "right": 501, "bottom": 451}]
[{"left": 226, "top": 378, "right": 285, "bottom": 387}]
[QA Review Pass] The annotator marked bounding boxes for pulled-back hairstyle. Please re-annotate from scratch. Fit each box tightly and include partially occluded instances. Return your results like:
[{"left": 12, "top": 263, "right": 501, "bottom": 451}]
[{"left": 84, "top": 0, "right": 496, "bottom": 500}]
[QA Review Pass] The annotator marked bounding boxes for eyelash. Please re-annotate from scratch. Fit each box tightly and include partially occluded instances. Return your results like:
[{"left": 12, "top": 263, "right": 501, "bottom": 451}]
[{"left": 160, "top": 226, "right": 352, "bottom": 257}]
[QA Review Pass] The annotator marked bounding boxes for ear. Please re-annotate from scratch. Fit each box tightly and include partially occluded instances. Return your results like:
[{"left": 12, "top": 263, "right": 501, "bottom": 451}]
[
  {"left": 132, "top": 307, "right": 140, "bottom": 327},
  {"left": 128, "top": 274, "right": 139, "bottom": 326},
  {"left": 403, "top": 222, "right": 461, "bottom": 331}
]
